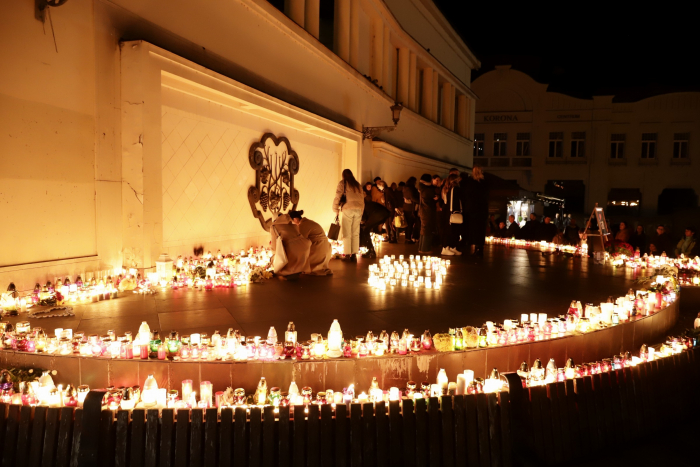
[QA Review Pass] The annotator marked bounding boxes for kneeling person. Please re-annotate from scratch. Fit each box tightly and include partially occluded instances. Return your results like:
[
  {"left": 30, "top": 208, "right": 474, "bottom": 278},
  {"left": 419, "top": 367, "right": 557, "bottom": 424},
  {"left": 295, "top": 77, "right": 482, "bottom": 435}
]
[{"left": 290, "top": 210, "right": 333, "bottom": 276}]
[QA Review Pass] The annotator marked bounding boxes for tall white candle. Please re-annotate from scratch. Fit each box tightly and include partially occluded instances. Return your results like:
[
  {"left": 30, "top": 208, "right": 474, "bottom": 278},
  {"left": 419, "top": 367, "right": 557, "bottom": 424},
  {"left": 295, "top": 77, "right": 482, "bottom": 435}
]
[
  {"left": 464, "top": 369, "right": 475, "bottom": 384},
  {"left": 456, "top": 374, "right": 466, "bottom": 395}
]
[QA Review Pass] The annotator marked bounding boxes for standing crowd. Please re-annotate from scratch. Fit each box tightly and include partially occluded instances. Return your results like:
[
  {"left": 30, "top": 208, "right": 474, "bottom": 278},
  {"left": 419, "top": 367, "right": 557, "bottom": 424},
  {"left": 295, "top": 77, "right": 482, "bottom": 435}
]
[{"left": 332, "top": 167, "right": 490, "bottom": 260}]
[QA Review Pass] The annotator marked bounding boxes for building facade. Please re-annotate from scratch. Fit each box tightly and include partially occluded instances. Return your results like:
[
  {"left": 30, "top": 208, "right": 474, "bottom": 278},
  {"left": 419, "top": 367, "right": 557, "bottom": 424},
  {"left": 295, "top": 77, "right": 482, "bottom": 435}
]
[
  {"left": 472, "top": 65, "right": 700, "bottom": 217},
  {"left": 0, "top": 0, "right": 478, "bottom": 289}
]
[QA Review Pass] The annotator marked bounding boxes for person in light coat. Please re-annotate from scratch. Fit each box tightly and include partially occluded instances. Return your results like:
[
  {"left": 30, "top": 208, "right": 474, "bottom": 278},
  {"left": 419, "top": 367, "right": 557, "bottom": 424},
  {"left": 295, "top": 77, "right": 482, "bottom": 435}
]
[
  {"left": 270, "top": 213, "right": 311, "bottom": 280},
  {"left": 290, "top": 210, "right": 333, "bottom": 275},
  {"left": 332, "top": 169, "right": 365, "bottom": 262}
]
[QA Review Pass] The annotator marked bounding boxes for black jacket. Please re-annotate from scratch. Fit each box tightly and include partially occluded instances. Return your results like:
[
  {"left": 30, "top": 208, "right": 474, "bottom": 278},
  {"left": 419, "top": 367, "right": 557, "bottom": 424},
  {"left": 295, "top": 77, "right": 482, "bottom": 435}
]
[
  {"left": 521, "top": 219, "right": 541, "bottom": 241},
  {"left": 564, "top": 225, "right": 580, "bottom": 245},
  {"left": 629, "top": 232, "right": 647, "bottom": 253},
  {"left": 506, "top": 222, "right": 521, "bottom": 238},
  {"left": 540, "top": 222, "right": 559, "bottom": 242},
  {"left": 461, "top": 177, "right": 489, "bottom": 215}
]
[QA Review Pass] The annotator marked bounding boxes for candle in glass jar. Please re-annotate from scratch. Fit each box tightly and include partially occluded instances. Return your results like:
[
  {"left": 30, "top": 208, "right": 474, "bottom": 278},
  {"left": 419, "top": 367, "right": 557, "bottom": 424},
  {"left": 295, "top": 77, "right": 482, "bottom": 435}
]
[
  {"left": 182, "top": 380, "right": 193, "bottom": 404},
  {"left": 200, "top": 381, "right": 213, "bottom": 408}
]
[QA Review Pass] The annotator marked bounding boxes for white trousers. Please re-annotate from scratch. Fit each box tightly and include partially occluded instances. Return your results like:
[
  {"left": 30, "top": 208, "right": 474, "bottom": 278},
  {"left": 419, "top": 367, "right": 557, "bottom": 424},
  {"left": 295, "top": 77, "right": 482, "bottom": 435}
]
[{"left": 341, "top": 208, "right": 362, "bottom": 254}]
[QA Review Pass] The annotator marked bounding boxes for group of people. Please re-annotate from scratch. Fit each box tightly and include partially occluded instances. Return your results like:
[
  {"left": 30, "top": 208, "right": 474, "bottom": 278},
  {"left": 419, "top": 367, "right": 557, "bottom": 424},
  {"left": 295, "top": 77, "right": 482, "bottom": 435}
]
[
  {"left": 489, "top": 212, "right": 698, "bottom": 259},
  {"left": 612, "top": 222, "right": 696, "bottom": 258},
  {"left": 332, "top": 167, "right": 490, "bottom": 260},
  {"left": 490, "top": 213, "right": 573, "bottom": 244}
]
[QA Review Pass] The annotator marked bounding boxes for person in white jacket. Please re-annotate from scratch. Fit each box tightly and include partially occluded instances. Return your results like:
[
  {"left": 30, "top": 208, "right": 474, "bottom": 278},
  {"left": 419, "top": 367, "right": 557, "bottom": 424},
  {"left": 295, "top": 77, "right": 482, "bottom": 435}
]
[{"left": 332, "top": 169, "right": 365, "bottom": 262}]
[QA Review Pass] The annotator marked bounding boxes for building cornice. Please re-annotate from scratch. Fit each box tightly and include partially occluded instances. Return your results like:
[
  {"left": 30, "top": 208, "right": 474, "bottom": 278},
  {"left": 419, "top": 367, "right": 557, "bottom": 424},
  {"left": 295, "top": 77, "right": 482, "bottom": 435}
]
[{"left": 245, "top": 0, "right": 477, "bottom": 100}]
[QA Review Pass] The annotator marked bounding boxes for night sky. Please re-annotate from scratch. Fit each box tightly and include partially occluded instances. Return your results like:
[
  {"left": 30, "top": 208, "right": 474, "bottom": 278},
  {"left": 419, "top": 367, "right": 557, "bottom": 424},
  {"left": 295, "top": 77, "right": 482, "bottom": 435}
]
[{"left": 434, "top": 2, "right": 699, "bottom": 101}]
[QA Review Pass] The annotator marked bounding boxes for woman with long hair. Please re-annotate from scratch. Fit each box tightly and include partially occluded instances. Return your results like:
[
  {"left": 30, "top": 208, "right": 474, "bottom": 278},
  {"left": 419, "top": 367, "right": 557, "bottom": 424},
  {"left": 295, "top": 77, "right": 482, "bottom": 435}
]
[
  {"left": 462, "top": 166, "right": 489, "bottom": 256},
  {"left": 439, "top": 174, "right": 463, "bottom": 256},
  {"left": 332, "top": 169, "right": 365, "bottom": 262}
]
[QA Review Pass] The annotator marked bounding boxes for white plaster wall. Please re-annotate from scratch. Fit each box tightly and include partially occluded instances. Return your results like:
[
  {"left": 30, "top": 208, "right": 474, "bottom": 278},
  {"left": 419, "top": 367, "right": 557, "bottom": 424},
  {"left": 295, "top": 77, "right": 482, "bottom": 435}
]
[
  {"left": 0, "top": 0, "right": 97, "bottom": 269},
  {"left": 383, "top": 0, "right": 478, "bottom": 84},
  {"left": 160, "top": 87, "right": 341, "bottom": 255}
]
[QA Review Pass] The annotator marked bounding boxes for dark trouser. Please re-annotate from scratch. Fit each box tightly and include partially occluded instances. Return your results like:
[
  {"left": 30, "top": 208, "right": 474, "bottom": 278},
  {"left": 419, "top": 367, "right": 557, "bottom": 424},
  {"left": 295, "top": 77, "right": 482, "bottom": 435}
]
[
  {"left": 413, "top": 213, "right": 422, "bottom": 241},
  {"left": 440, "top": 210, "right": 451, "bottom": 248},
  {"left": 468, "top": 212, "right": 488, "bottom": 249},
  {"left": 403, "top": 210, "right": 416, "bottom": 242},
  {"left": 385, "top": 215, "right": 396, "bottom": 242}
]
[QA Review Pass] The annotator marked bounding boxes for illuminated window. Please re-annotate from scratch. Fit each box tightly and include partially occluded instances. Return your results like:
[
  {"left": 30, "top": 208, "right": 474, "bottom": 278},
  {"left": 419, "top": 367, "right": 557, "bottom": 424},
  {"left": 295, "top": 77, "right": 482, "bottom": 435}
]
[
  {"left": 641, "top": 133, "right": 657, "bottom": 159},
  {"left": 516, "top": 133, "right": 530, "bottom": 156},
  {"left": 493, "top": 133, "right": 507, "bottom": 156},
  {"left": 610, "top": 134, "right": 625, "bottom": 159},
  {"left": 673, "top": 133, "right": 689, "bottom": 159},
  {"left": 570, "top": 132, "right": 585, "bottom": 158},
  {"left": 548, "top": 132, "right": 563, "bottom": 158}
]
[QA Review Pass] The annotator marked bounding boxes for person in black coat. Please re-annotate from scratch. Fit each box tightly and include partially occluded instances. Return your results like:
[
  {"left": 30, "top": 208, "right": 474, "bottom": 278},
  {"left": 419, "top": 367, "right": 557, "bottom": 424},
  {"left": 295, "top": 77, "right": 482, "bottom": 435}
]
[
  {"left": 540, "top": 216, "right": 559, "bottom": 242},
  {"left": 564, "top": 218, "right": 581, "bottom": 245},
  {"left": 361, "top": 200, "right": 391, "bottom": 258},
  {"left": 629, "top": 225, "right": 647, "bottom": 254},
  {"left": 376, "top": 181, "right": 397, "bottom": 243},
  {"left": 649, "top": 225, "right": 674, "bottom": 257},
  {"left": 402, "top": 177, "right": 420, "bottom": 244},
  {"left": 462, "top": 166, "right": 490, "bottom": 256},
  {"left": 506, "top": 215, "right": 521, "bottom": 239},
  {"left": 439, "top": 174, "right": 462, "bottom": 255},
  {"left": 495, "top": 221, "right": 509, "bottom": 238},
  {"left": 520, "top": 213, "right": 541, "bottom": 241}
]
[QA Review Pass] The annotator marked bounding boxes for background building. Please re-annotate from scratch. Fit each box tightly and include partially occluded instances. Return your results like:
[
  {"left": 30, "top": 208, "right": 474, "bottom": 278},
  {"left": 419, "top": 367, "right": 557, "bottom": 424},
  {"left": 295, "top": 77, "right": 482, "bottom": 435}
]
[
  {"left": 0, "top": 0, "right": 478, "bottom": 288},
  {"left": 472, "top": 65, "right": 700, "bottom": 220}
]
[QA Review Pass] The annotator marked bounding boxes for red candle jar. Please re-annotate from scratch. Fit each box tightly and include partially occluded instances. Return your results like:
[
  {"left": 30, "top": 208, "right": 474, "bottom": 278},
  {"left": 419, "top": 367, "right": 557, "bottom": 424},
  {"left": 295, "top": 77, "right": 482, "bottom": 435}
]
[{"left": 140, "top": 343, "right": 149, "bottom": 359}]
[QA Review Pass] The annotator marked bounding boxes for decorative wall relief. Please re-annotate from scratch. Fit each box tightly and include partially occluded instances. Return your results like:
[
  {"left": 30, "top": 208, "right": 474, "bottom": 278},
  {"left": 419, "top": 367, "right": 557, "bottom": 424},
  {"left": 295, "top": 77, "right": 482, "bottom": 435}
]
[{"left": 248, "top": 133, "right": 300, "bottom": 231}]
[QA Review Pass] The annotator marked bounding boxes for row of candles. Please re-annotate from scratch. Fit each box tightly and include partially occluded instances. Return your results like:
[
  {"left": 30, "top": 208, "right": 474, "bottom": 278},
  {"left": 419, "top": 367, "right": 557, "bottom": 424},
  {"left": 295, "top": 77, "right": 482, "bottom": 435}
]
[
  {"left": 367, "top": 255, "right": 449, "bottom": 290},
  {"left": 2, "top": 333, "right": 694, "bottom": 411},
  {"left": 0, "top": 278, "right": 119, "bottom": 314},
  {"left": 485, "top": 236, "right": 700, "bottom": 287},
  {"left": 0, "top": 274, "right": 678, "bottom": 362},
  {"left": 485, "top": 236, "right": 587, "bottom": 255},
  {"left": 0, "top": 248, "right": 276, "bottom": 315}
]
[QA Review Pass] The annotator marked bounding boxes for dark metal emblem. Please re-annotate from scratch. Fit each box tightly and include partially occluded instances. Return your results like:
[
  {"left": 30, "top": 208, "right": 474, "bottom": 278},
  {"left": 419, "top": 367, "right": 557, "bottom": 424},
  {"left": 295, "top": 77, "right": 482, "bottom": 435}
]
[{"left": 248, "top": 133, "right": 300, "bottom": 231}]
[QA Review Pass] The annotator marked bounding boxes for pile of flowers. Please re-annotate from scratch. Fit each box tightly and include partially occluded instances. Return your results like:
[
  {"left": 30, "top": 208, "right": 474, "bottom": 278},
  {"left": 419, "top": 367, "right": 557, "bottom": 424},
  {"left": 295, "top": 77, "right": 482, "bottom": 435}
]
[{"left": 164, "top": 247, "right": 274, "bottom": 288}]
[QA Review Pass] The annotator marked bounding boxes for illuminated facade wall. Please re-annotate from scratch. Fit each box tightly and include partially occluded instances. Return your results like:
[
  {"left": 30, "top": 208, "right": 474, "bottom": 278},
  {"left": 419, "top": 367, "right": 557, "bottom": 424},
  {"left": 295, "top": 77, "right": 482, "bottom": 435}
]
[
  {"left": 472, "top": 66, "right": 700, "bottom": 216},
  {"left": 0, "top": 0, "right": 478, "bottom": 288}
]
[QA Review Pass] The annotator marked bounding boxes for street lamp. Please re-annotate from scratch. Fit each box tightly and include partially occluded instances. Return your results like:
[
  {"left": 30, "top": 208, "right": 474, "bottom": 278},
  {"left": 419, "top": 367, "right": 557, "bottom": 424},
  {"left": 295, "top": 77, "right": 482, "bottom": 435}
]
[{"left": 362, "top": 102, "right": 403, "bottom": 140}]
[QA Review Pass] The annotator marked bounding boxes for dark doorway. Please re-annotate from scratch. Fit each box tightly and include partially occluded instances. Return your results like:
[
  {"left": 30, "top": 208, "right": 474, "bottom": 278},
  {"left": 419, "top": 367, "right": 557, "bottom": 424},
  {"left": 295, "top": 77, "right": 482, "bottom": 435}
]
[
  {"left": 658, "top": 188, "right": 698, "bottom": 215},
  {"left": 319, "top": 0, "right": 335, "bottom": 50},
  {"left": 545, "top": 180, "right": 586, "bottom": 213}
]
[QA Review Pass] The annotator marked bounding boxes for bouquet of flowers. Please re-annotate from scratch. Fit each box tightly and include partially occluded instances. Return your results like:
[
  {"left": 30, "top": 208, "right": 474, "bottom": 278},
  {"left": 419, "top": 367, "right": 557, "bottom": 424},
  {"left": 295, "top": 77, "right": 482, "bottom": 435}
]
[{"left": 607, "top": 241, "right": 634, "bottom": 258}]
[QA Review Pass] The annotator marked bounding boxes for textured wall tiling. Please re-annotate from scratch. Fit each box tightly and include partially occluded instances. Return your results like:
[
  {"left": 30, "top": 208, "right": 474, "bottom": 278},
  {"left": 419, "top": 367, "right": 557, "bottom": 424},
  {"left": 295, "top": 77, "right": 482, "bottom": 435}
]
[{"left": 159, "top": 92, "right": 341, "bottom": 253}]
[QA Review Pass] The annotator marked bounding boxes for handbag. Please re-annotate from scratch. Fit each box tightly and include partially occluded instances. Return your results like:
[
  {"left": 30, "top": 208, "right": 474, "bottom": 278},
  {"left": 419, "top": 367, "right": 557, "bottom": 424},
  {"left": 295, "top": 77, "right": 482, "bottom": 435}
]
[
  {"left": 394, "top": 214, "right": 406, "bottom": 228},
  {"left": 449, "top": 187, "right": 463, "bottom": 225},
  {"left": 328, "top": 215, "right": 341, "bottom": 240},
  {"left": 272, "top": 226, "right": 289, "bottom": 272}
]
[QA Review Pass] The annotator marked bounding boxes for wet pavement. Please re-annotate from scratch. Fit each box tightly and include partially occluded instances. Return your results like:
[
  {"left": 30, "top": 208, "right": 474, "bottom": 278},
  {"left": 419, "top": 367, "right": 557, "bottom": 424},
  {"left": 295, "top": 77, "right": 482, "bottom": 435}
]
[{"left": 1, "top": 243, "right": 653, "bottom": 341}]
